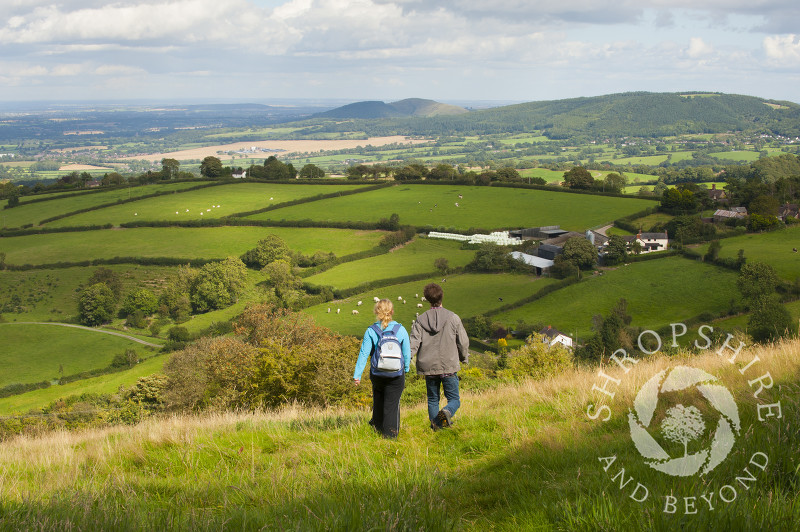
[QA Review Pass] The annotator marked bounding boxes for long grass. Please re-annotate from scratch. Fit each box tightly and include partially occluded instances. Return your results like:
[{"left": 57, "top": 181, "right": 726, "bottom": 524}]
[{"left": 0, "top": 337, "right": 796, "bottom": 530}]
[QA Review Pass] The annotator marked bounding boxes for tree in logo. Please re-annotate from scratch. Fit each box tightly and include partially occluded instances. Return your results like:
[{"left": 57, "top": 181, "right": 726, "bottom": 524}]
[
  {"left": 661, "top": 405, "right": 706, "bottom": 458},
  {"left": 628, "top": 365, "right": 740, "bottom": 477}
]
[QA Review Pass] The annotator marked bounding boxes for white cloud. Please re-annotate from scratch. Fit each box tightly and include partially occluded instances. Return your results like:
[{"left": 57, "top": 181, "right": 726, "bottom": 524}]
[
  {"left": 763, "top": 34, "right": 800, "bottom": 64},
  {"left": 687, "top": 37, "right": 714, "bottom": 58}
]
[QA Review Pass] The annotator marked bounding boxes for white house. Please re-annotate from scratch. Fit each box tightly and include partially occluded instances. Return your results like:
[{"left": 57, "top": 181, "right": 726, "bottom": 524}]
[
  {"left": 624, "top": 231, "right": 669, "bottom": 253},
  {"left": 540, "top": 326, "right": 573, "bottom": 349}
]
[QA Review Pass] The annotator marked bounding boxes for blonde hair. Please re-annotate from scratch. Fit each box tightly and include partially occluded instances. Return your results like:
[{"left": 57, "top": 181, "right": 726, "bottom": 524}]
[{"left": 373, "top": 299, "right": 394, "bottom": 328}]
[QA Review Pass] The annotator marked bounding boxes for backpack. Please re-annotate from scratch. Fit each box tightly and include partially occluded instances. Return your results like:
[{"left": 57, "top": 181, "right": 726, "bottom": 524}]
[{"left": 370, "top": 323, "right": 404, "bottom": 377}]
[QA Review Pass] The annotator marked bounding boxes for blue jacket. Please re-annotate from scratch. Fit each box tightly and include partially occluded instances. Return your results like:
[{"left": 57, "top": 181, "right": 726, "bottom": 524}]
[{"left": 353, "top": 320, "right": 411, "bottom": 379}]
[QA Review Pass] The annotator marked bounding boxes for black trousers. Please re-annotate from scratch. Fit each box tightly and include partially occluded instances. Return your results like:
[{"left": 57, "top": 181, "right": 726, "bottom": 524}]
[{"left": 370, "top": 373, "right": 405, "bottom": 438}]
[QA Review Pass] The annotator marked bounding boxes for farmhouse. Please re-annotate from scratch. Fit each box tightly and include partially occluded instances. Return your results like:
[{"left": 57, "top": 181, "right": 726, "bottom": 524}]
[
  {"left": 713, "top": 207, "right": 747, "bottom": 223},
  {"left": 509, "top": 251, "right": 553, "bottom": 276},
  {"left": 708, "top": 183, "right": 727, "bottom": 203},
  {"left": 540, "top": 326, "right": 573, "bottom": 349},
  {"left": 232, "top": 170, "right": 247, "bottom": 179},
  {"left": 778, "top": 203, "right": 799, "bottom": 221}
]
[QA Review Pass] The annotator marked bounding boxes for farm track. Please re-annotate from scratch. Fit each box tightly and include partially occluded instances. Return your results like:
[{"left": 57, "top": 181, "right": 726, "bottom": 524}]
[{"left": 0, "top": 322, "right": 162, "bottom": 348}]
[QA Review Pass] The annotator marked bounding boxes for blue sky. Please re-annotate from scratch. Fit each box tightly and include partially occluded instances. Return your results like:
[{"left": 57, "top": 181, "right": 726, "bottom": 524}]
[{"left": 1, "top": 1, "right": 798, "bottom": 104}]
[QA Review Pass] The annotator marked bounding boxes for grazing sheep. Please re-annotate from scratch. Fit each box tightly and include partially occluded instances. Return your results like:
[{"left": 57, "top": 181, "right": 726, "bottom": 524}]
[
  {"left": 454, "top": 202, "right": 459, "bottom": 207},
  {"left": 176, "top": 211, "right": 179, "bottom": 214},
  {"left": 373, "top": 296, "right": 380, "bottom": 302},
  {"left": 402, "top": 299, "right": 406, "bottom": 304},
  {"left": 357, "top": 301, "right": 363, "bottom": 306},
  {"left": 415, "top": 293, "right": 418, "bottom": 298},
  {"left": 794, "top": 248, "right": 798, "bottom": 253},
  {"left": 352, "top": 309, "right": 359, "bottom": 315},
  {"left": 270, "top": 197, "right": 274, "bottom": 200},
  {"left": 327, "top": 308, "right": 331, "bottom": 313},
  {"left": 397, "top": 296, "right": 403, "bottom": 301},
  {"left": 458, "top": 194, "right": 463, "bottom": 199},
  {"left": 134, "top": 213, "right": 137, "bottom": 216},
  {"left": 337, "top": 308, "right": 341, "bottom": 314},
  {"left": 416, "top": 303, "right": 423, "bottom": 308}
]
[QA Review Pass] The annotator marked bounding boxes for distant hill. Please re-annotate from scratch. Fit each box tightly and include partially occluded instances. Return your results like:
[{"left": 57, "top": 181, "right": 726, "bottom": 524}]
[
  {"left": 307, "top": 92, "right": 800, "bottom": 139},
  {"left": 316, "top": 98, "right": 468, "bottom": 119}
]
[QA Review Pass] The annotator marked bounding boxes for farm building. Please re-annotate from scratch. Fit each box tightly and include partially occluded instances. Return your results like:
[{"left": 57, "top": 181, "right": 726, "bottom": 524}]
[
  {"left": 536, "top": 243, "right": 563, "bottom": 260},
  {"left": 540, "top": 326, "right": 573, "bottom": 349},
  {"left": 713, "top": 208, "right": 747, "bottom": 223},
  {"left": 708, "top": 184, "right": 727, "bottom": 203},
  {"left": 621, "top": 231, "right": 669, "bottom": 253},
  {"left": 509, "top": 225, "right": 569, "bottom": 240},
  {"left": 778, "top": 203, "right": 799, "bottom": 221},
  {"left": 509, "top": 251, "right": 554, "bottom": 276}
]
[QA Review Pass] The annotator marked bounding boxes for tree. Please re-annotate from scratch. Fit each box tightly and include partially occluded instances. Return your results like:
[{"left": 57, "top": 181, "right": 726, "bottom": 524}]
[
  {"left": 262, "top": 259, "right": 303, "bottom": 306},
  {"left": 748, "top": 294, "right": 796, "bottom": 343},
  {"left": 161, "top": 158, "right": 180, "bottom": 180},
  {"left": 299, "top": 163, "right": 325, "bottom": 179},
  {"left": 737, "top": 262, "right": 779, "bottom": 301},
  {"left": 496, "top": 167, "right": 520, "bottom": 181},
  {"left": 88, "top": 267, "right": 123, "bottom": 298},
  {"left": 434, "top": 257, "right": 449, "bottom": 274},
  {"left": 603, "top": 172, "right": 627, "bottom": 193},
  {"left": 78, "top": 283, "right": 117, "bottom": 326},
  {"left": 122, "top": 288, "right": 158, "bottom": 318},
  {"left": 661, "top": 405, "right": 706, "bottom": 457},
  {"left": 241, "top": 235, "right": 292, "bottom": 269},
  {"left": 200, "top": 156, "right": 223, "bottom": 178},
  {"left": 604, "top": 235, "right": 628, "bottom": 266},
  {"left": 190, "top": 257, "right": 248, "bottom": 313},
  {"left": 101, "top": 172, "right": 125, "bottom": 186},
  {"left": 704, "top": 240, "right": 721, "bottom": 262},
  {"left": 563, "top": 167, "right": 594, "bottom": 189},
  {"left": 561, "top": 237, "right": 597, "bottom": 270}
]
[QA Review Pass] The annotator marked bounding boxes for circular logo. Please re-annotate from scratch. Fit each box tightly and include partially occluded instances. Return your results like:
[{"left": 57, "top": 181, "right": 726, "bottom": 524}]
[{"left": 628, "top": 365, "right": 741, "bottom": 477}]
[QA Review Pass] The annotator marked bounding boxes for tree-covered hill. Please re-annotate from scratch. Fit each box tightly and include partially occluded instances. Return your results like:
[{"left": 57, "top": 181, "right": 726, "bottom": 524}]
[
  {"left": 315, "top": 98, "right": 468, "bottom": 119},
  {"left": 301, "top": 92, "right": 800, "bottom": 139}
]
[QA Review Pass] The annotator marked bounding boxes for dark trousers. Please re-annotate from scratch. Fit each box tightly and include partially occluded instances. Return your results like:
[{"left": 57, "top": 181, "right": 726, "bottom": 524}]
[{"left": 370, "top": 373, "right": 405, "bottom": 438}]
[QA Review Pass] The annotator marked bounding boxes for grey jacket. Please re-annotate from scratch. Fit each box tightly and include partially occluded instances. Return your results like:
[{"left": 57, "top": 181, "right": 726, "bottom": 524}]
[{"left": 410, "top": 307, "right": 469, "bottom": 375}]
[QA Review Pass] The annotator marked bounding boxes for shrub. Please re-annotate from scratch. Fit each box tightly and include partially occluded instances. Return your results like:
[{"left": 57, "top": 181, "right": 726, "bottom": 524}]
[{"left": 501, "top": 333, "right": 573, "bottom": 380}]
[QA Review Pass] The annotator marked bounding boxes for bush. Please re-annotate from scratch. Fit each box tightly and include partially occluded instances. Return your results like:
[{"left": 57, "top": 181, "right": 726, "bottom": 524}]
[{"left": 501, "top": 333, "right": 573, "bottom": 380}]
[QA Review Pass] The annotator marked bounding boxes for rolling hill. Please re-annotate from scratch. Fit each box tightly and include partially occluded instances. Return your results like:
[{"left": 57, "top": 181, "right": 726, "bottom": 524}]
[
  {"left": 306, "top": 92, "right": 800, "bottom": 139},
  {"left": 316, "top": 98, "right": 468, "bottom": 119}
]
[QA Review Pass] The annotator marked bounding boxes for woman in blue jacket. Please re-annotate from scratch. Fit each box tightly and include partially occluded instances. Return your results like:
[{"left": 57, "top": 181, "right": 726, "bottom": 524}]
[{"left": 353, "top": 299, "right": 411, "bottom": 438}]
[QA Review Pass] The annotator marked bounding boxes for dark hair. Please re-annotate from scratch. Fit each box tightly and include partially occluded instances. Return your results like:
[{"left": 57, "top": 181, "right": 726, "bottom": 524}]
[{"left": 424, "top": 283, "right": 443, "bottom": 306}]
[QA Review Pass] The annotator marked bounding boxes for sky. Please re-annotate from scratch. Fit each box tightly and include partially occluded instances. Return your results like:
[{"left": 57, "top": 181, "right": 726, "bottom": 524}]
[{"left": 1, "top": 0, "right": 799, "bottom": 105}]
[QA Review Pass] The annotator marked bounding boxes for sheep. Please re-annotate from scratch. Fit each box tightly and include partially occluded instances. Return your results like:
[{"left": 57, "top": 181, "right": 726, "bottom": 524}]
[
  {"left": 415, "top": 293, "right": 418, "bottom": 298},
  {"left": 337, "top": 308, "right": 341, "bottom": 314},
  {"left": 455, "top": 202, "right": 459, "bottom": 207},
  {"left": 352, "top": 309, "right": 359, "bottom": 315},
  {"left": 175, "top": 211, "right": 179, "bottom": 214},
  {"left": 417, "top": 303, "right": 423, "bottom": 308},
  {"left": 458, "top": 194, "right": 463, "bottom": 199},
  {"left": 373, "top": 296, "right": 380, "bottom": 302},
  {"left": 357, "top": 300, "right": 362, "bottom": 306},
  {"left": 327, "top": 308, "right": 331, "bottom": 313},
  {"left": 397, "top": 296, "right": 403, "bottom": 301},
  {"left": 402, "top": 299, "right": 406, "bottom": 304}
]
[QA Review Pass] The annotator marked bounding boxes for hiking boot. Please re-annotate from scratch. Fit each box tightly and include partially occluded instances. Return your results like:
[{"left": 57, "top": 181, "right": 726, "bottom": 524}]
[{"left": 435, "top": 409, "right": 452, "bottom": 428}]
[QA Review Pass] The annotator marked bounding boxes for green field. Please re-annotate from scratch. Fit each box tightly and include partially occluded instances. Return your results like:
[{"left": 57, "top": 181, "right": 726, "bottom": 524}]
[
  {"left": 0, "top": 323, "right": 160, "bottom": 388},
  {"left": 0, "top": 265, "right": 178, "bottom": 322},
  {"left": 304, "top": 272, "right": 556, "bottom": 336},
  {"left": 247, "top": 185, "right": 655, "bottom": 231},
  {"left": 0, "top": 353, "right": 166, "bottom": 415},
  {"left": 710, "top": 150, "right": 760, "bottom": 162},
  {"left": 1, "top": 182, "right": 209, "bottom": 229},
  {"left": 44, "top": 183, "right": 368, "bottom": 227},
  {"left": 1, "top": 226, "right": 384, "bottom": 266},
  {"left": 493, "top": 257, "right": 741, "bottom": 337},
  {"left": 697, "top": 226, "right": 800, "bottom": 281},
  {"left": 304, "top": 238, "right": 474, "bottom": 290}
]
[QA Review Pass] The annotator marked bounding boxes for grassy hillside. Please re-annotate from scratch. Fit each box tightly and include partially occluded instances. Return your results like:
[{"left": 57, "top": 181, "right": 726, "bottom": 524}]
[
  {"left": 0, "top": 338, "right": 795, "bottom": 530},
  {"left": 1, "top": 182, "right": 207, "bottom": 229},
  {"left": 304, "top": 237, "right": 474, "bottom": 289},
  {"left": 304, "top": 272, "right": 556, "bottom": 336},
  {"left": 0, "top": 323, "right": 159, "bottom": 387},
  {"left": 695, "top": 226, "right": 800, "bottom": 281},
  {"left": 43, "top": 183, "right": 367, "bottom": 227},
  {"left": 247, "top": 185, "right": 653, "bottom": 231},
  {"left": 1, "top": 226, "right": 384, "bottom": 266},
  {"left": 493, "top": 257, "right": 741, "bottom": 337}
]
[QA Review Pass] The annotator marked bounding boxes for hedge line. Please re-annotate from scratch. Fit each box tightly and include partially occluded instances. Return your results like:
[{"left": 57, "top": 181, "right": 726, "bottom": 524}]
[
  {"left": 492, "top": 181, "right": 660, "bottom": 201},
  {"left": 35, "top": 182, "right": 226, "bottom": 226},
  {"left": 0, "top": 380, "right": 51, "bottom": 399},
  {"left": 4, "top": 256, "right": 213, "bottom": 271},
  {"left": 469, "top": 338, "right": 499, "bottom": 354},
  {"left": 119, "top": 217, "right": 389, "bottom": 231},
  {"left": 612, "top": 206, "right": 662, "bottom": 233},
  {"left": 298, "top": 245, "right": 394, "bottom": 279},
  {"left": 623, "top": 249, "right": 681, "bottom": 263},
  {"left": 681, "top": 248, "right": 743, "bottom": 271},
  {"left": 0, "top": 224, "right": 113, "bottom": 238},
  {"left": 484, "top": 276, "right": 581, "bottom": 318},
  {"left": 305, "top": 267, "right": 466, "bottom": 300},
  {"left": 227, "top": 182, "right": 391, "bottom": 219}
]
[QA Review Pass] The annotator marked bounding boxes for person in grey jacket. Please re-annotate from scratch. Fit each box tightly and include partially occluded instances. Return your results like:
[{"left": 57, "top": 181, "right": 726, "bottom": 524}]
[{"left": 409, "top": 282, "right": 469, "bottom": 429}]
